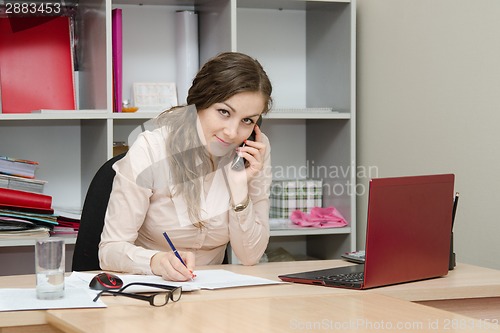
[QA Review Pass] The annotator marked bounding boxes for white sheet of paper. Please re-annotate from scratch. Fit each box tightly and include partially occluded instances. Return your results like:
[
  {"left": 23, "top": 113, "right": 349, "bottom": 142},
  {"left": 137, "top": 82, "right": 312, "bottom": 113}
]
[
  {"left": 70, "top": 269, "right": 283, "bottom": 293},
  {"left": 0, "top": 270, "right": 282, "bottom": 312},
  {"left": 183, "top": 269, "right": 283, "bottom": 289},
  {"left": 0, "top": 287, "right": 106, "bottom": 312}
]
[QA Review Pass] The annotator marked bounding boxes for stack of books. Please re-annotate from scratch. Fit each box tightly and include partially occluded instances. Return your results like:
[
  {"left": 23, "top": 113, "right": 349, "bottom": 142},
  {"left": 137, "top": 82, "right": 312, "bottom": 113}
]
[
  {"left": 0, "top": 187, "right": 56, "bottom": 239},
  {"left": 0, "top": 156, "right": 81, "bottom": 238},
  {"left": 0, "top": 156, "right": 47, "bottom": 194}
]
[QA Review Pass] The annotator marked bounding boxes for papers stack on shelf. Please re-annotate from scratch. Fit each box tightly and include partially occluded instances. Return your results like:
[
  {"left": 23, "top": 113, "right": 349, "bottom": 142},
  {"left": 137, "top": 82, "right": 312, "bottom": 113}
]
[
  {"left": 53, "top": 216, "right": 80, "bottom": 235},
  {"left": 0, "top": 210, "right": 55, "bottom": 239},
  {"left": 0, "top": 220, "right": 51, "bottom": 239},
  {"left": 52, "top": 207, "right": 81, "bottom": 235},
  {"left": 0, "top": 188, "right": 56, "bottom": 239},
  {"left": 50, "top": 207, "right": 82, "bottom": 236}
]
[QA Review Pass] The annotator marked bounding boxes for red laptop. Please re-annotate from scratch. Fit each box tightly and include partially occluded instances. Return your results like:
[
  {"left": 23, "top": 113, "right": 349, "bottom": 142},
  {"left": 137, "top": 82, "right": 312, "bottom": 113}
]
[{"left": 278, "top": 174, "right": 455, "bottom": 289}]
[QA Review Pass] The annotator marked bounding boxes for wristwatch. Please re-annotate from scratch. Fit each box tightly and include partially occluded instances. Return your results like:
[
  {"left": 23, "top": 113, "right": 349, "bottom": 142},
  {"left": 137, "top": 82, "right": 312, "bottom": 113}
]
[{"left": 232, "top": 195, "right": 250, "bottom": 212}]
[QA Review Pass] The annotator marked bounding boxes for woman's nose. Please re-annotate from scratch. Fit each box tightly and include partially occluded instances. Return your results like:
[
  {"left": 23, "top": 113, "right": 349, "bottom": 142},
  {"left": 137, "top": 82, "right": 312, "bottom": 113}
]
[{"left": 223, "top": 123, "right": 238, "bottom": 140}]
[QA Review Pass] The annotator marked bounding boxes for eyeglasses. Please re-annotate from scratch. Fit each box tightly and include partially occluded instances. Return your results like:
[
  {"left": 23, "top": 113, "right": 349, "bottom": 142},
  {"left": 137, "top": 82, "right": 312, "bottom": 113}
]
[{"left": 93, "top": 282, "right": 182, "bottom": 307}]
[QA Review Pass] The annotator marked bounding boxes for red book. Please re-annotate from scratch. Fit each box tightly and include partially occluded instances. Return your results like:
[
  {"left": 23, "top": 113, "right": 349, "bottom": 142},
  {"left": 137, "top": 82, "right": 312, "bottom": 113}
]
[
  {"left": 0, "top": 16, "right": 75, "bottom": 113},
  {"left": 0, "top": 187, "right": 53, "bottom": 214}
]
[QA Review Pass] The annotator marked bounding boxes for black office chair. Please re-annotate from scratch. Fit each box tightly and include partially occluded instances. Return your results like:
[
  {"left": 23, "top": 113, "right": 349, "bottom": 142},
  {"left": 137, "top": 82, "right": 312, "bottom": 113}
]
[{"left": 72, "top": 153, "right": 126, "bottom": 271}]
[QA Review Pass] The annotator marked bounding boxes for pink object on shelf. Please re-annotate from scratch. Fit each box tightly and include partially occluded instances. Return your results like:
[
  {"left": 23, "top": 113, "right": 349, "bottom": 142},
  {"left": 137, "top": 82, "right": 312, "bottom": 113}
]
[{"left": 290, "top": 206, "right": 348, "bottom": 228}]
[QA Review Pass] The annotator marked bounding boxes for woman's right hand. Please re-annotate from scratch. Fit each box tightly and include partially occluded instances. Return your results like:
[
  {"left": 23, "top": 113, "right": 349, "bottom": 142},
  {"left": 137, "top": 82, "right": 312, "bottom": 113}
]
[{"left": 150, "top": 251, "right": 195, "bottom": 281}]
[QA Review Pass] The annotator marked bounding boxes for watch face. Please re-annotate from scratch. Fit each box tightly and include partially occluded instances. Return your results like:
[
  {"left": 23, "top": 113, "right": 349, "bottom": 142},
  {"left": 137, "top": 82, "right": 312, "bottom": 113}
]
[
  {"left": 233, "top": 196, "right": 250, "bottom": 212},
  {"left": 233, "top": 204, "right": 246, "bottom": 212}
]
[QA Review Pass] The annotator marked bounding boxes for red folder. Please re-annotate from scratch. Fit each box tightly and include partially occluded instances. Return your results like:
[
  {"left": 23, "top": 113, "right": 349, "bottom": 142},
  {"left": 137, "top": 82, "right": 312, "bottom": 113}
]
[
  {"left": 0, "top": 16, "right": 75, "bottom": 113},
  {"left": 0, "top": 187, "right": 53, "bottom": 214}
]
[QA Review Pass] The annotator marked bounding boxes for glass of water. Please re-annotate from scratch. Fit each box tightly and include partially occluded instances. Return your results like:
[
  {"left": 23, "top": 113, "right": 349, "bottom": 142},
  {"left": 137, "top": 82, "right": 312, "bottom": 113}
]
[{"left": 35, "top": 238, "right": 65, "bottom": 300}]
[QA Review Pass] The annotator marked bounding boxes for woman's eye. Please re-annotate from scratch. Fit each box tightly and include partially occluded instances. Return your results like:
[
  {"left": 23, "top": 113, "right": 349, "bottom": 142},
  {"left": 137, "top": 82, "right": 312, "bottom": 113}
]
[
  {"left": 218, "top": 109, "right": 230, "bottom": 117},
  {"left": 242, "top": 118, "right": 254, "bottom": 125}
]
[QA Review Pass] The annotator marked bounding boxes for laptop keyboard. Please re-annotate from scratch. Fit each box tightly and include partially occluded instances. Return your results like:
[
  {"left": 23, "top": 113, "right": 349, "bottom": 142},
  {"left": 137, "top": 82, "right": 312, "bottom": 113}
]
[{"left": 316, "top": 272, "right": 364, "bottom": 283}]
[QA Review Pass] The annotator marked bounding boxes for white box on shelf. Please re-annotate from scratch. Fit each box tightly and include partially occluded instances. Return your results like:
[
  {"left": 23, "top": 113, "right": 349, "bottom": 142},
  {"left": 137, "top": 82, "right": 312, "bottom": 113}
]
[{"left": 132, "top": 82, "right": 177, "bottom": 112}]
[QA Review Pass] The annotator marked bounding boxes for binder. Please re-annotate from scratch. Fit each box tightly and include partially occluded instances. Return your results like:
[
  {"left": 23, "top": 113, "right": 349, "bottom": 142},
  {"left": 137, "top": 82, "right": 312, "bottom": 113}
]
[
  {"left": 112, "top": 8, "right": 123, "bottom": 112},
  {"left": 0, "top": 16, "right": 75, "bottom": 113}
]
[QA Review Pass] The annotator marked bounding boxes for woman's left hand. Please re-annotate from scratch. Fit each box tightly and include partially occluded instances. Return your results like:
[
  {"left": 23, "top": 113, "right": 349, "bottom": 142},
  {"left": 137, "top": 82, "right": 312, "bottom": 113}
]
[
  {"left": 232, "top": 124, "right": 266, "bottom": 180},
  {"left": 224, "top": 124, "right": 266, "bottom": 206}
]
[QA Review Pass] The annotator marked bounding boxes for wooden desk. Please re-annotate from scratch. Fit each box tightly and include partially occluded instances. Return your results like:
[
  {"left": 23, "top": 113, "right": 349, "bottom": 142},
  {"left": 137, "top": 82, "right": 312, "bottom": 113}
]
[
  {"left": 47, "top": 293, "right": 500, "bottom": 333},
  {"left": 1, "top": 260, "right": 499, "bottom": 333}
]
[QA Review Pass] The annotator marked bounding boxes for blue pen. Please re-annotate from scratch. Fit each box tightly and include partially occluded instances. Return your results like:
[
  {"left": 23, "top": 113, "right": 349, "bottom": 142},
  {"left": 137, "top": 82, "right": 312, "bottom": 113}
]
[{"left": 162, "top": 231, "right": 187, "bottom": 267}]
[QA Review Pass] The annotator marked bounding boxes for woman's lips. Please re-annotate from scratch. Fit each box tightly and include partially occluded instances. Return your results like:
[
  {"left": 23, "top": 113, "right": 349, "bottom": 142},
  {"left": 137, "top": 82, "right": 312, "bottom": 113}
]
[{"left": 215, "top": 135, "right": 231, "bottom": 146}]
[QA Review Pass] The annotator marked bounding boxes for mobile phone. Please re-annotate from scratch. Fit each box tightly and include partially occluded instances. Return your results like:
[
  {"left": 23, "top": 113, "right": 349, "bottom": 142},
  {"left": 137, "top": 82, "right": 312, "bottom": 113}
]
[{"left": 231, "top": 116, "right": 263, "bottom": 171}]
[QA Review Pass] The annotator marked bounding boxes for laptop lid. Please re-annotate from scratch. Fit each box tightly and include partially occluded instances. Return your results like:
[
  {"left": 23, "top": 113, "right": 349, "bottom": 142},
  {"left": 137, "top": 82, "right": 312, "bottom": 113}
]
[{"left": 362, "top": 173, "right": 455, "bottom": 288}]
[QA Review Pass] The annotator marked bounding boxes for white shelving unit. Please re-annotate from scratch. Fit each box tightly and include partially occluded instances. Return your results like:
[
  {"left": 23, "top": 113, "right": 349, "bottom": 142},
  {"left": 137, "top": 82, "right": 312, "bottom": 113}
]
[{"left": 0, "top": 0, "right": 356, "bottom": 273}]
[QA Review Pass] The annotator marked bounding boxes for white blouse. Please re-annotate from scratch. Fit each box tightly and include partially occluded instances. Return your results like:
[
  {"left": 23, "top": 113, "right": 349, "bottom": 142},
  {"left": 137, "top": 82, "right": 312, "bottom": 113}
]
[{"left": 98, "top": 126, "right": 272, "bottom": 274}]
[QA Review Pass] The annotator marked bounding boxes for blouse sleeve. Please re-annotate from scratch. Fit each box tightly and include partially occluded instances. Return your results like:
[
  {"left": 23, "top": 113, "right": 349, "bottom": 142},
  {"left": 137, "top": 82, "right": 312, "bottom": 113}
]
[
  {"left": 98, "top": 131, "right": 164, "bottom": 274},
  {"left": 228, "top": 134, "right": 272, "bottom": 265}
]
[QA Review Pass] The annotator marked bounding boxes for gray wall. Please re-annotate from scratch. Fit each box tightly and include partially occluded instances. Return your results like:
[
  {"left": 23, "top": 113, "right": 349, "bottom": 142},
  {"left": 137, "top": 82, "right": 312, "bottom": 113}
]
[{"left": 356, "top": 0, "right": 500, "bottom": 269}]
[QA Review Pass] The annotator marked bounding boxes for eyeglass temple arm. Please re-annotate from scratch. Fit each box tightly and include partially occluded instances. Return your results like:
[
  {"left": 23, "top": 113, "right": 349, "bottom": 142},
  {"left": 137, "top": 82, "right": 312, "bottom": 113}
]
[
  {"left": 119, "top": 282, "right": 179, "bottom": 292},
  {"left": 93, "top": 290, "right": 151, "bottom": 304}
]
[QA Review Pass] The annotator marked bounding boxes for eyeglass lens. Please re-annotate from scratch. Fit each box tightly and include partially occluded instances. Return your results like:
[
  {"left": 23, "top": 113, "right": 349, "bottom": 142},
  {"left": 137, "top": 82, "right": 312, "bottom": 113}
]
[
  {"left": 170, "top": 287, "right": 182, "bottom": 302},
  {"left": 151, "top": 288, "right": 181, "bottom": 306}
]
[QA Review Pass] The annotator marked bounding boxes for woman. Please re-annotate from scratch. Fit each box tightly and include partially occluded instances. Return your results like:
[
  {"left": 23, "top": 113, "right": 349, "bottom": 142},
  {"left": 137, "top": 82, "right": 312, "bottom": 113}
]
[{"left": 99, "top": 52, "right": 273, "bottom": 281}]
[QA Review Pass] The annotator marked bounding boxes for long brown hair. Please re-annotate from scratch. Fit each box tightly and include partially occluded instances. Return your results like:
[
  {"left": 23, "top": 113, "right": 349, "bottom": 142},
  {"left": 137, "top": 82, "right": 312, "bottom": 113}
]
[{"left": 157, "top": 52, "right": 272, "bottom": 227}]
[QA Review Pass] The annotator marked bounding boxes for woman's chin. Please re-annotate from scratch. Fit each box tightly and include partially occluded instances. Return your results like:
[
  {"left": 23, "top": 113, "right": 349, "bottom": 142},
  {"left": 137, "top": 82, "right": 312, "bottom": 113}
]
[{"left": 208, "top": 141, "right": 238, "bottom": 157}]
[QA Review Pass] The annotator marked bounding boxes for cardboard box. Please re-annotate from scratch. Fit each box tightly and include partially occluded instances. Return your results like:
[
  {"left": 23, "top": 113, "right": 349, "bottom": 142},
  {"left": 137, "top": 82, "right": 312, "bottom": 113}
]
[{"left": 270, "top": 179, "right": 323, "bottom": 219}]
